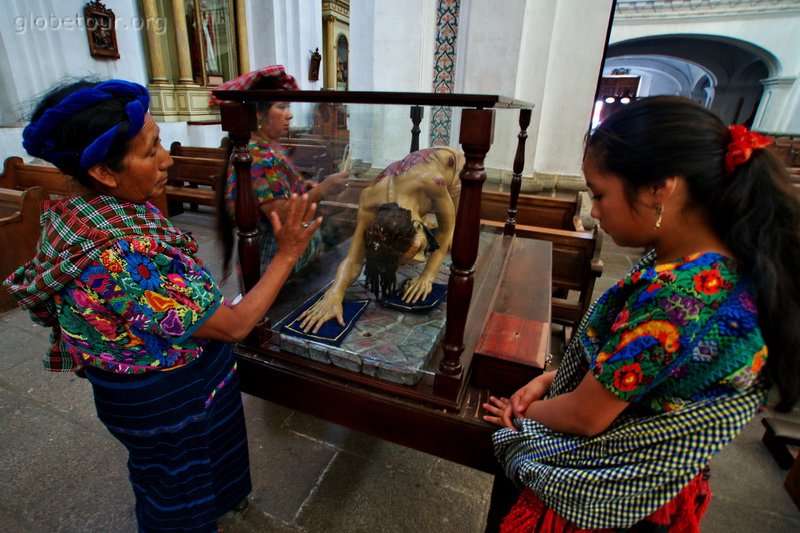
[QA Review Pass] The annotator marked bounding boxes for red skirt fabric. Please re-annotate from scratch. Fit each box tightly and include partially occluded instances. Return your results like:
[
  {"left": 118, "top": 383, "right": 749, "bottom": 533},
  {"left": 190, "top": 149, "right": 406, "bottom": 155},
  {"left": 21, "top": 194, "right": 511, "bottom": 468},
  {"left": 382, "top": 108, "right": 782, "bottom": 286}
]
[{"left": 499, "top": 471, "right": 711, "bottom": 533}]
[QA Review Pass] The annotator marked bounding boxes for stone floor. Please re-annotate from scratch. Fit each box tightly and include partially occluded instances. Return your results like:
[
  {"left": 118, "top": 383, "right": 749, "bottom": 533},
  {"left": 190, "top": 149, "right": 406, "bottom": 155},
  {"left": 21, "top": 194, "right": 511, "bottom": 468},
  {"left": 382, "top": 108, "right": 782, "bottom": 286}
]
[{"left": 1, "top": 206, "right": 798, "bottom": 532}]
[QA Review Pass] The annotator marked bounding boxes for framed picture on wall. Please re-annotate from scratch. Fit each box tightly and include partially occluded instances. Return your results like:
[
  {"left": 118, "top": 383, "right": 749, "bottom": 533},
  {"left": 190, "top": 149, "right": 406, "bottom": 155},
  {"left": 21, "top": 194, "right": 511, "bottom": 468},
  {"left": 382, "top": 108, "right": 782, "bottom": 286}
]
[{"left": 84, "top": 1, "right": 120, "bottom": 59}]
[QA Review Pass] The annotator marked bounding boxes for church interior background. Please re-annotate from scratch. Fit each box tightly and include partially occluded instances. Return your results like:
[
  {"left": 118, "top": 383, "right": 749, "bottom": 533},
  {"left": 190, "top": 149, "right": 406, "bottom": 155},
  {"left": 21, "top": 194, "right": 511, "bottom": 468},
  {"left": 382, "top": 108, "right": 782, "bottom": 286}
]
[
  {"left": 2, "top": 0, "right": 800, "bottom": 193},
  {"left": 2, "top": 1, "right": 800, "bottom": 530}
]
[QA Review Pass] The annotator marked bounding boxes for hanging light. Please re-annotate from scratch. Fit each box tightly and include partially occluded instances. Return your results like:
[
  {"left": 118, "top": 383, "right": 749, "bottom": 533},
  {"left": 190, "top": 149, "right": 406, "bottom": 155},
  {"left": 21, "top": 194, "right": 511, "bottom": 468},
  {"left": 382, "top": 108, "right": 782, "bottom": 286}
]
[{"left": 605, "top": 96, "right": 616, "bottom": 104}]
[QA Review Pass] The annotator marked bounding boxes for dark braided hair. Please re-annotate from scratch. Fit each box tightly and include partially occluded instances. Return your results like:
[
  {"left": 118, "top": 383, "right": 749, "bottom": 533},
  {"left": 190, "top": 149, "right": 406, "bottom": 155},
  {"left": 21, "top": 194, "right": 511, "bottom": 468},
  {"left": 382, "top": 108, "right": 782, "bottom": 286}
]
[
  {"left": 586, "top": 95, "right": 800, "bottom": 410},
  {"left": 363, "top": 203, "right": 417, "bottom": 302}
]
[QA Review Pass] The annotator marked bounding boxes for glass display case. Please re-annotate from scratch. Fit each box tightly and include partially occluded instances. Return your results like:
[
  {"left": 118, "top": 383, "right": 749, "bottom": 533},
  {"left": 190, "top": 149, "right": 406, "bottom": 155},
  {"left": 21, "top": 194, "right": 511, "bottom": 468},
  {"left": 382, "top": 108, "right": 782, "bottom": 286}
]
[{"left": 212, "top": 89, "right": 550, "bottom": 420}]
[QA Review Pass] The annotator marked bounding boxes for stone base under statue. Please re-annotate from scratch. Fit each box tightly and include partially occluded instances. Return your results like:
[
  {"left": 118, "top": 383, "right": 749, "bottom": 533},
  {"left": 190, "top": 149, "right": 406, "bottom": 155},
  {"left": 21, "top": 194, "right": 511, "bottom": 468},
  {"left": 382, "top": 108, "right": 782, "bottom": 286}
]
[{"left": 274, "top": 263, "right": 450, "bottom": 385}]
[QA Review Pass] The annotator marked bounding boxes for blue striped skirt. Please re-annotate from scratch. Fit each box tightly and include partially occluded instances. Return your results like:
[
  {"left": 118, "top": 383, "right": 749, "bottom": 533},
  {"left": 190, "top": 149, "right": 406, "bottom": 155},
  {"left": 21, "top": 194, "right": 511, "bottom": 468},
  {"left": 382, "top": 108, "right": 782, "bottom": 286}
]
[{"left": 85, "top": 341, "right": 251, "bottom": 532}]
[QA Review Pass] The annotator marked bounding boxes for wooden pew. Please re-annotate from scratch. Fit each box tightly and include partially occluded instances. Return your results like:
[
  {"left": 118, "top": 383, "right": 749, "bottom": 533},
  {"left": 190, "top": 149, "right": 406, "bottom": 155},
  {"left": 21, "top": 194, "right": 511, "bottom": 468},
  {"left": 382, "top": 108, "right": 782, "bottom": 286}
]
[
  {"left": 771, "top": 136, "right": 800, "bottom": 167},
  {"left": 767, "top": 136, "right": 800, "bottom": 193},
  {"left": 167, "top": 141, "right": 231, "bottom": 215},
  {"left": 788, "top": 169, "right": 800, "bottom": 191},
  {"left": 1, "top": 156, "right": 170, "bottom": 216},
  {"left": 481, "top": 218, "right": 604, "bottom": 332},
  {"left": 279, "top": 138, "right": 337, "bottom": 180},
  {"left": 1, "top": 156, "right": 76, "bottom": 197},
  {"left": 170, "top": 138, "right": 231, "bottom": 161},
  {"left": 0, "top": 186, "right": 49, "bottom": 312},
  {"left": 285, "top": 132, "right": 350, "bottom": 165},
  {"left": 761, "top": 416, "right": 800, "bottom": 510},
  {"left": 165, "top": 155, "right": 228, "bottom": 216},
  {"left": 480, "top": 188, "right": 582, "bottom": 230}
]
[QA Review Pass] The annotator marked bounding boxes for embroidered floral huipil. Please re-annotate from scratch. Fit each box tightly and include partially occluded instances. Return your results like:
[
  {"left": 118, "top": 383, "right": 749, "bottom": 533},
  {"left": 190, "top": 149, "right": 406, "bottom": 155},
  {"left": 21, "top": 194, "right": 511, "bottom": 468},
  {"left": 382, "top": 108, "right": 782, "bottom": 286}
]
[
  {"left": 585, "top": 251, "right": 765, "bottom": 413},
  {"left": 224, "top": 138, "right": 321, "bottom": 275},
  {"left": 4, "top": 194, "right": 222, "bottom": 374},
  {"left": 492, "top": 251, "right": 768, "bottom": 528}
]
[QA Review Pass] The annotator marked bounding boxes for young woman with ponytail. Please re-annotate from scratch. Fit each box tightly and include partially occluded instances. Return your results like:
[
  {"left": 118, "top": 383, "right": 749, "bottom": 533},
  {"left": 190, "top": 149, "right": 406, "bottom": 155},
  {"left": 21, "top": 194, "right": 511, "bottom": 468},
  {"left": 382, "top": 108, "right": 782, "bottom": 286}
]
[{"left": 482, "top": 96, "right": 800, "bottom": 532}]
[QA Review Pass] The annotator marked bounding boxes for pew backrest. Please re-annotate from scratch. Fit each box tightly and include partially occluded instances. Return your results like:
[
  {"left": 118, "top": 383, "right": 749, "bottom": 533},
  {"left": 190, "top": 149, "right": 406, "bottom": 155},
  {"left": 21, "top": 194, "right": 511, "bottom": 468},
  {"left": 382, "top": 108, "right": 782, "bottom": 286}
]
[
  {"left": 170, "top": 138, "right": 232, "bottom": 161},
  {"left": 165, "top": 141, "right": 232, "bottom": 214},
  {"left": 480, "top": 190, "right": 581, "bottom": 231},
  {"left": 481, "top": 218, "right": 604, "bottom": 330},
  {"left": 1, "top": 156, "right": 77, "bottom": 197},
  {"left": 0, "top": 185, "right": 49, "bottom": 312},
  {"left": 164, "top": 154, "right": 228, "bottom": 213},
  {"left": 1, "top": 156, "right": 169, "bottom": 215},
  {"left": 168, "top": 155, "right": 229, "bottom": 188},
  {"left": 280, "top": 139, "right": 337, "bottom": 179}
]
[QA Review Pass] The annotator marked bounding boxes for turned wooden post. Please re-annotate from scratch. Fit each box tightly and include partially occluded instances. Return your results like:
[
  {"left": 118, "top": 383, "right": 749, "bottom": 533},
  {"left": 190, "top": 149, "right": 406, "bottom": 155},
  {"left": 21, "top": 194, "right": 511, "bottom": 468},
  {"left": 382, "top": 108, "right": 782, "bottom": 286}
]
[
  {"left": 440, "top": 108, "right": 495, "bottom": 375},
  {"left": 220, "top": 101, "right": 259, "bottom": 291},
  {"left": 504, "top": 108, "right": 532, "bottom": 236},
  {"left": 409, "top": 105, "right": 423, "bottom": 153}
]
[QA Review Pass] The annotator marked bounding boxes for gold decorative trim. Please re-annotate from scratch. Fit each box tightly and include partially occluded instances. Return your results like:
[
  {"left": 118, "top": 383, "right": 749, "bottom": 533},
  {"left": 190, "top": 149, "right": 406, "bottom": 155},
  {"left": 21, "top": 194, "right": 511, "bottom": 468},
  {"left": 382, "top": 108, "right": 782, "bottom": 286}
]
[
  {"left": 235, "top": 0, "right": 249, "bottom": 74},
  {"left": 147, "top": 84, "right": 220, "bottom": 122}
]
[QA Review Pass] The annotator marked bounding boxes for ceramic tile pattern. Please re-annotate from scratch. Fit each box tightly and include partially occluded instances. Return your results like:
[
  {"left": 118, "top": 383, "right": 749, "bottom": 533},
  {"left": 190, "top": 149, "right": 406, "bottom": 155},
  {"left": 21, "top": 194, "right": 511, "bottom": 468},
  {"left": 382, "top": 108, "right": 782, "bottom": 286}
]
[
  {"left": 430, "top": 0, "right": 460, "bottom": 147},
  {"left": 277, "top": 263, "right": 450, "bottom": 385}
]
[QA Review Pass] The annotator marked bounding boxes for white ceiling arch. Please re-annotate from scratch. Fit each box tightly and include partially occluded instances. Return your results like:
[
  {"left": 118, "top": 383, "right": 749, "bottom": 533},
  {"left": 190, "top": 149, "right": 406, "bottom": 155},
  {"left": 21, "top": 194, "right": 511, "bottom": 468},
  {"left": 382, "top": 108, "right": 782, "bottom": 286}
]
[{"left": 604, "top": 34, "right": 772, "bottom": 122}]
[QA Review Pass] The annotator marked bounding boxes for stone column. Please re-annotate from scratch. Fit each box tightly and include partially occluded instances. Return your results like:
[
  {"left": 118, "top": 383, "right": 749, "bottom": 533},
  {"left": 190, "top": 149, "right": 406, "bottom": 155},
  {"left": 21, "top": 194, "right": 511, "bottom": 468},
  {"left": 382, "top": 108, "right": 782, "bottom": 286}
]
[
  {"left": 533, "top": 0, "right": 615, "bottom": 192},
  {"left": 755, "top": 77, "right": 797, "bottom": 132},
  {"left": 142, "top": 0, "right": 168, "bottom": 82},
  {"left": 324, "top": 15, "right": 336, "bottom": 89},
  {"left": 235, "top": 0, "right": 250, "bottom": 74},
  {"left": 170, "top": 0, "right": 194, "bottom": 83}
]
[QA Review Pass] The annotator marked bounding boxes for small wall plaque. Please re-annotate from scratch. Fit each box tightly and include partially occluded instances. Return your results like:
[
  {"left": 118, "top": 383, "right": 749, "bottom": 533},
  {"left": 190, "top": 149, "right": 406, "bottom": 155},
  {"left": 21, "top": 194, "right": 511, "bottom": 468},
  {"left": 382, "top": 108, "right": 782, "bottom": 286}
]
[{"left": 84, "top": 1, "right": 120, "bottom": 59}]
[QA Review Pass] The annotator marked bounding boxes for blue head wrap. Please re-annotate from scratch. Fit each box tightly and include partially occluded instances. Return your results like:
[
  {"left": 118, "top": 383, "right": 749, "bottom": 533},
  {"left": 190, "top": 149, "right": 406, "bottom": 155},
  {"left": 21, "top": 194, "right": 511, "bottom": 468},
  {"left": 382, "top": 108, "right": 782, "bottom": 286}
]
[{"left": 22, "top": 80, "right": 150, "bottom": 171}]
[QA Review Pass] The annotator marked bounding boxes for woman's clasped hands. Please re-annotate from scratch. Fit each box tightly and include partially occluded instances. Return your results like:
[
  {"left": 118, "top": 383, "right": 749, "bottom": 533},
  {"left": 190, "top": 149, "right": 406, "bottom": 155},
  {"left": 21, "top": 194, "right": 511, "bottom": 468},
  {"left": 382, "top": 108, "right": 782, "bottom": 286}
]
[{"left": 482, "top": 370, "right": 556, "bottom": 429}]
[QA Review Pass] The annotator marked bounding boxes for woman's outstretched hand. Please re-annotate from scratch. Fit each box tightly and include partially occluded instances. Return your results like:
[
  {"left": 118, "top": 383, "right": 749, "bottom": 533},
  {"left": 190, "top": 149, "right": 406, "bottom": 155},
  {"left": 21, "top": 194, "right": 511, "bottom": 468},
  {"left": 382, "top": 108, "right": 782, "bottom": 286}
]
[{"left": 270, "top": 194, "right": 320, "bottom": 260}]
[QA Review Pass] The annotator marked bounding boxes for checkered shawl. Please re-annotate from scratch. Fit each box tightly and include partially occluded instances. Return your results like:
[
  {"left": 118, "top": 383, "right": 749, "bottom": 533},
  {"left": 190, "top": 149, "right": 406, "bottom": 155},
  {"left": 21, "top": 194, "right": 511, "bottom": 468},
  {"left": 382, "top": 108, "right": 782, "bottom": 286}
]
[
  {"left": 3, "top": 194, "right": 194, "bottom": 371},
  {"left": 492, "top": 297, "right": 768, "bottom": 529},
  {"left": 209, "top": 64, "right": 299, "bottom": 106}
]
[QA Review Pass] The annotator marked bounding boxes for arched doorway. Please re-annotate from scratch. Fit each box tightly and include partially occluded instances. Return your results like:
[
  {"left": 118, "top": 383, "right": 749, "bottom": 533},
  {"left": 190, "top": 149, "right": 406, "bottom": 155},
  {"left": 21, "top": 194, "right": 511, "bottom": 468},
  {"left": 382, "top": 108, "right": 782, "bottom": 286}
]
[{"left": 603, "top": 35, "right": 775, "bottom": 124}]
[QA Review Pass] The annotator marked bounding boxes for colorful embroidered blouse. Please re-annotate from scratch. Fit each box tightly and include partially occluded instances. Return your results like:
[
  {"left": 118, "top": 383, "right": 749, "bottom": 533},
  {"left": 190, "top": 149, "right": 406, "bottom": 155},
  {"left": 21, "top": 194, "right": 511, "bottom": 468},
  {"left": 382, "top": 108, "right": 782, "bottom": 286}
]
[
  {"left": 224, "top": 137, "right": 320, "bottom": 274},
  {"left": 224, "top": 138, "right": 306, "bottom": 223},
  {"left": 582, "top": 251, "right": 765, "bottom": 413},
  {"left": 55, "top": 236, "right": 223, "bottom": 374},
  {"left": 493, "top": 250, "right": 768, "bottom": 527}
]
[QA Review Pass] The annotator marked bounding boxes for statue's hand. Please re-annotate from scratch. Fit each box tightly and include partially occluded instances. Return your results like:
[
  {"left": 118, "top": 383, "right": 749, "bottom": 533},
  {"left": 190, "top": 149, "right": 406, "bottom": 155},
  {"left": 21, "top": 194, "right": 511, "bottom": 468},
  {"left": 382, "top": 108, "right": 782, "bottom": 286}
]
[
  {"left": 401, "top": 276, "right": 433, "bottom": 304},
  {"left": 298, "top": 291, "right": 345, "bottom": 333}
]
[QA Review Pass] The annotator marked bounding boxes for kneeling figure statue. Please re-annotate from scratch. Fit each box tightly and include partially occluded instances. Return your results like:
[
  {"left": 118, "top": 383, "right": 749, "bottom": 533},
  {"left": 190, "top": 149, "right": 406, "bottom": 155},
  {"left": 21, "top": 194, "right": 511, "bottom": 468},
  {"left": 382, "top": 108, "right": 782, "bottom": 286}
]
[{"left": 298, "top": 147, "right": 465, "bottom": 333}]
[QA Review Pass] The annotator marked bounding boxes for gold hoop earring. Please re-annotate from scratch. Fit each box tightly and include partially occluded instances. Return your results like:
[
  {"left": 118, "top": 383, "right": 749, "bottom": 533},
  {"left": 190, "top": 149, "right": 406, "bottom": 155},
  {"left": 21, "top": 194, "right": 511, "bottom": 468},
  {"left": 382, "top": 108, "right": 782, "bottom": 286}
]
[{"left": 654, "top": 204, "right": 663, "bottom": 230}]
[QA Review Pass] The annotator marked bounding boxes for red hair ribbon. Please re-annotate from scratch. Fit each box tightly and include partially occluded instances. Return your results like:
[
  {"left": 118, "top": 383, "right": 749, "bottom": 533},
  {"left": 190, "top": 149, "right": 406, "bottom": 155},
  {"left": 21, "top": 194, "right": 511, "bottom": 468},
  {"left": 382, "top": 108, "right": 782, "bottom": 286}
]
[{"left": 724, "top": 124, "right": 773, "bottom": 175}]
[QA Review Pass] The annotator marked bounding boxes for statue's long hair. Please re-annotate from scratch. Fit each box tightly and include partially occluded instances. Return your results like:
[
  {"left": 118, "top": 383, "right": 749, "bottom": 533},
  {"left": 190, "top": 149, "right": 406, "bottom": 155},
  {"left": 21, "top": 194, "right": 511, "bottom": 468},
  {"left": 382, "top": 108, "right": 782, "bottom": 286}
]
[{"left": 363, "top": 203, "right": 416, "bottom": 302}]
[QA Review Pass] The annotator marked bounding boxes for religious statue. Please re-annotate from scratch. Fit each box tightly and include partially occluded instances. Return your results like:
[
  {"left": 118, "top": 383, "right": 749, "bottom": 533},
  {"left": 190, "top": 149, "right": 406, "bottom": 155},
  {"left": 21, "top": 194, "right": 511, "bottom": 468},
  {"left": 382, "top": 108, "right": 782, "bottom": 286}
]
[{"left": 298, "top": 147, "right": 465, "bottom": 333}]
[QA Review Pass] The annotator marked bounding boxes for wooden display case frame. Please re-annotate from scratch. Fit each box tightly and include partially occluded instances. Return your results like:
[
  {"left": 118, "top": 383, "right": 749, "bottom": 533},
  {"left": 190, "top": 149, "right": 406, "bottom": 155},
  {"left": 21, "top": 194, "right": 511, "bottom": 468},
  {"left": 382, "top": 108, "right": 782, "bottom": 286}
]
[{"left": 214, "top": 89, "right": 548, "bottom": 474}]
